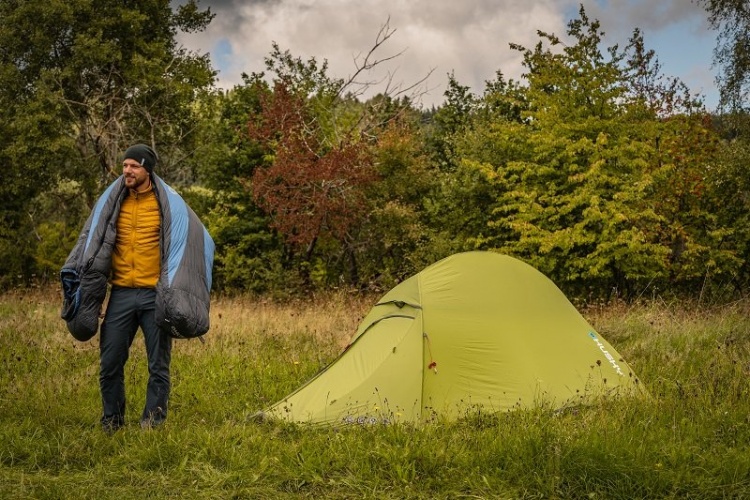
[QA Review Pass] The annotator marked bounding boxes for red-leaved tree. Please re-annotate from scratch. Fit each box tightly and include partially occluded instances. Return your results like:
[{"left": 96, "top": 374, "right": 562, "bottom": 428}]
[{"left": 247, "top": 81, "right": 378, "bottom": 262}]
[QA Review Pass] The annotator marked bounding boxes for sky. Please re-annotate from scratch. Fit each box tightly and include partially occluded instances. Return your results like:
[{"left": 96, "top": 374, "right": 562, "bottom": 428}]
[{"left": 175, "top": 0, "right": 720, "bottom": 110}]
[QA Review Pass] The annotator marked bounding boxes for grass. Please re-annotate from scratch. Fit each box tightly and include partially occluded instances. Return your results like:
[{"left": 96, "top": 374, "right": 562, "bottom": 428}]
[{"left": 1, "top": 289, "right": 750, "bottom": 498}]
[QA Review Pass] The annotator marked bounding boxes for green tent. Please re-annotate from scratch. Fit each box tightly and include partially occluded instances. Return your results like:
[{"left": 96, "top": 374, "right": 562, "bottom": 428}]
[{"left": 265, "top": 251, "right": 641, "bottom": 425}]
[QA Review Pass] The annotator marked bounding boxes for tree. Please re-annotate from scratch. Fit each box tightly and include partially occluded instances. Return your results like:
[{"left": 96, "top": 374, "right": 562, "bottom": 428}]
[
  {"left": 496, "top": 11, "right": 669, "bottom": 295},
  {"left": 188, "top": 75, "right": 289, "bottom": 293},
  {"left": 247, "top": 78, "right": 378, "bottom": 286},
  {"left": 425, "top": 71, "right": 527, "bottom": 254},
  {"left": 242, "top": 27, "right": 429, "bottom": 289},
  {"left": 698, "top": 0, "right": 750, "bottom": 110},
  {"left": 450, "top": 6, "right": 725, "bottom": 299},
  {"left": 425, "top": 73, "right": 478, "bottom": 170},
  {"left": 0, "top": 0, "right": 215, "bottom": 284},
  {"left": 357, "top": 108, "right": 442, "bottom": 288}
]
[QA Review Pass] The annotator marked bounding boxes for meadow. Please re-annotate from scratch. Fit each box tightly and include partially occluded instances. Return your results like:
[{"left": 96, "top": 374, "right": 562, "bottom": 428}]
[{"left": 1, "top": 288, "right": 749, "bottom": 499}]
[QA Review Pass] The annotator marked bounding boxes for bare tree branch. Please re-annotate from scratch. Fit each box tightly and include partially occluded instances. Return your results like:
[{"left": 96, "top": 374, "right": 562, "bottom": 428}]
[{"left": 336, "top": 16, "right": 433, "bottom": 106}]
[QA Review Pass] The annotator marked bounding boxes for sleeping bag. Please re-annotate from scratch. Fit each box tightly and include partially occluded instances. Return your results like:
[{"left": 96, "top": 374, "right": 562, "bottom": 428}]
[{"left": 60, "top": 175, "right": 214, "bottom": 341}]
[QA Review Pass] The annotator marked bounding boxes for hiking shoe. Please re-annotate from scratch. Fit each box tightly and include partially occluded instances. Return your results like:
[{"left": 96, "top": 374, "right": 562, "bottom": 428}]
[
  {"left": 140, "top": 417, "right": 165, "bottom": 430},
  {"left": 101, "top": 416, "right": 124, "bottom": 435}
]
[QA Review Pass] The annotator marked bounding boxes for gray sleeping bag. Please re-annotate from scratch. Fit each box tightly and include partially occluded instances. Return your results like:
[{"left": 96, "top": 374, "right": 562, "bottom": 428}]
[{"left": 60, "top": 175, "right": 215, "bottom": 341}]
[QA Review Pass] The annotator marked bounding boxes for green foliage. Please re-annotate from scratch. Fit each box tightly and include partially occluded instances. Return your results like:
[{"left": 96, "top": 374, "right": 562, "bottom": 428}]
[
  {"left": 431, "top": 7, "right": 730, "bottom": 299},
  {"left": 186, "top": 75, "right": 292, "bottom": 294},
  {"left": 425, "top": 73, "right": 479, "bottom": 170},
  {"left": 202, "top": 191, "right": 292, "bottom": 295},
  {"left": 240, "top": 45, "right": 438, "bottom": 291},
  {"left": 28, "top": 181, "right": 90, "bottom": 282},
  {"left": 192, "top": 74, "right": 269, "bottom": 192},
  {"left": 356, "top": 117, "right": 445, "bottom": 287},
  {"left": 4, "top": 2, "right": 750, "bottom": 303},
  {"left": 1, "top": 0, "right": 215, "bottom": 186},
  {"left": 706, "top": 138, "right": 750, "bottom": 291}
]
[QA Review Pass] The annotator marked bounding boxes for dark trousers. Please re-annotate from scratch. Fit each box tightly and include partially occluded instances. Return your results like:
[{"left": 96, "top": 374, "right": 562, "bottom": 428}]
[{"left": 100, "top": 287, "right": 172, "bottom": 426}]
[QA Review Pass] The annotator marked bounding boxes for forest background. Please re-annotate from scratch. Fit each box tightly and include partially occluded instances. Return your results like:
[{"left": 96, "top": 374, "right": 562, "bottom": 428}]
[{"left": 3, "top": 0, "right": 750, "bottom": 304}]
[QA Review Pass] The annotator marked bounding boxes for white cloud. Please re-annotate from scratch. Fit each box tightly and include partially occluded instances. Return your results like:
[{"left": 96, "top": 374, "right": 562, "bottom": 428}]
[
  {"left": 177, "top": 0, "right": 718, "bottom": 108},
  {"left": 178, "top": 0, "right": 575, "bottom": 106}
]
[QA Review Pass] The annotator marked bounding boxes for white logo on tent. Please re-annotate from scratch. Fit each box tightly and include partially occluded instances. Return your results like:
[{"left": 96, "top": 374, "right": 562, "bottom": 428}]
[{"left": 588, "top": 332, "right": 624, "bottom": 376}]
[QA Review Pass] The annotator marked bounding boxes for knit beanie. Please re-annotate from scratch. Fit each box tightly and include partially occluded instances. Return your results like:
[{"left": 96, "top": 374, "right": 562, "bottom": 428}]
[{"left": 123, "top": 144, "right": 158, "bottom": 173}]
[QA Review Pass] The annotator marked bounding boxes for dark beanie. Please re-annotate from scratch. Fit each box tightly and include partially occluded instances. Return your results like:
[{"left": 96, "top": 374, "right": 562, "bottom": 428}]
[{"left": 123, "top": 144, "right": 158, "bottom": 173}]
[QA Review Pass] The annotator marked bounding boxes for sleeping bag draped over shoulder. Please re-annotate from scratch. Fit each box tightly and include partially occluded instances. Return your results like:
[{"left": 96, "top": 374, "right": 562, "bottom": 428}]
[{"left": 60, "top": 175, "right": 215, "bottom": 341}]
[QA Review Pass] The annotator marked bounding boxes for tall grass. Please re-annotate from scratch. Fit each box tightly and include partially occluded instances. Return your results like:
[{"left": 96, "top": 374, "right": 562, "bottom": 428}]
[{"left": 1, "top": 289, "right": 750, "bottom": 498}]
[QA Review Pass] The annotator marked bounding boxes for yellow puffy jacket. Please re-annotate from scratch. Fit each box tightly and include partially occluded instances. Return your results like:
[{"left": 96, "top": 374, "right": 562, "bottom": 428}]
[{"left": 111, "top": 186, "right": 161, "bottom": 288}]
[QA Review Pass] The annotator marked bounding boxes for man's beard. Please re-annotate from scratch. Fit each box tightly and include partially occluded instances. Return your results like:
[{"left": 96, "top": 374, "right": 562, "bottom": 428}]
[{"left": 126, "top": 175, "right": 149, "bottom": 191}]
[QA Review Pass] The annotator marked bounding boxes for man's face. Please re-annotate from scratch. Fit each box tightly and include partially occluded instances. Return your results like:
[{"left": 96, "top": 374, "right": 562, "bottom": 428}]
[{"left": 123, "top": 159, "right": 150, "bottom": 190}]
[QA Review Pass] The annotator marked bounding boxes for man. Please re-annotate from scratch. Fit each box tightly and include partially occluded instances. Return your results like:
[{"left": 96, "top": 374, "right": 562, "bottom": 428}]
[
  {"left": 101, "top": 144, "right": 169, "bottom": 432},
  {"left": 61, "top": 144, "right": 214, "bottom": 433}
]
